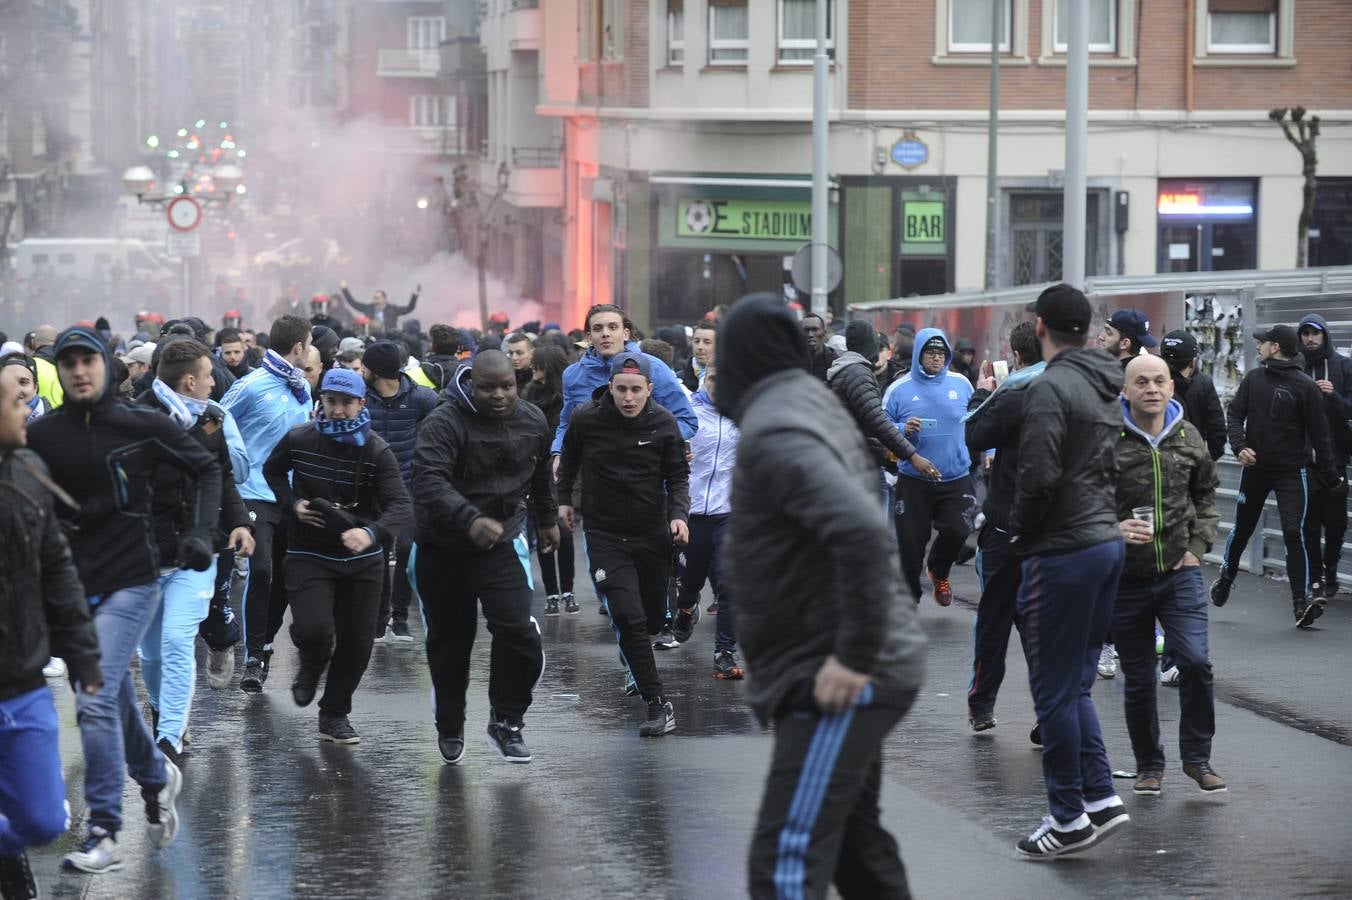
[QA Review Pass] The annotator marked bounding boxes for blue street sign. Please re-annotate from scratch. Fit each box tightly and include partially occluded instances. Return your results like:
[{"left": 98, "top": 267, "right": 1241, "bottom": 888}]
[{"left": 891, "top": 135, "right": 929, "bottom": 170}]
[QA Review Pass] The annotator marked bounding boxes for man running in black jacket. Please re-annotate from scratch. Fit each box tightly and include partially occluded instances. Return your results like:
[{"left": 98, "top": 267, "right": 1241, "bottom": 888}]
[
  {"left": 717, "top": 296, "right": 925, "bottom": 899},
  {"left": 28, "top": 326, "right": 221, "bottom": 873},
  {"left": 263, "top": 368, "right": 412, "bottom": 744},
  {"left": 557, "top": 352, "right": 690, "bottom": 737},
  {"left": 411, "top": 351, "right": 557, "bottom": 764},
  {"left": 1298, "top": 314, "right": 1352, "bottom": 598},
  {"left": 1212, "top": 324, "right": 1340, "bottom": 627}
]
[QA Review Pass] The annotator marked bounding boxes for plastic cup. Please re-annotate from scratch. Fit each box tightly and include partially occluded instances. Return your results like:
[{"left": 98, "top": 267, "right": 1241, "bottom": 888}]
[{"left": 1132, "top": 506, "right": 1155, "bottom": 537}]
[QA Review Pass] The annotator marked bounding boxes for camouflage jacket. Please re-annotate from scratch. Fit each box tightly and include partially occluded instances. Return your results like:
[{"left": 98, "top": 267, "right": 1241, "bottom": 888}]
[{"left": 1115, "top": 398, "right": 1220, "bottom": 583}]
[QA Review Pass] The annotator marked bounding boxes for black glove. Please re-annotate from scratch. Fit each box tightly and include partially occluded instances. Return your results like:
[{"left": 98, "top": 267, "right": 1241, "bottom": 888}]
[
  {"left": 66, "top": 655, "right": 104, "bottom": 695},
  {"left": 177, "top": 533, "right": 214, "bottom": 571}
]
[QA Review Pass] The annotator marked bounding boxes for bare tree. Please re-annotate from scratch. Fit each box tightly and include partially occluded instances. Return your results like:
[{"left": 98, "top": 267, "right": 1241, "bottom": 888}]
[
  {"left": 441, "top": 161, "right": 510, "bottom": 330},
  {"left": 1269, "top": 107, "right": 1322, "bottom": 268}
]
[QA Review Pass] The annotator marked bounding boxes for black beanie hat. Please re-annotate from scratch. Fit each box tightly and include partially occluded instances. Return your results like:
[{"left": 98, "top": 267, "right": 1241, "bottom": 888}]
[
  {"left": 362, "top": 340, "right": 403, "bottom": 379},
  {"left": 845, "top": 320, "right": 879, "bottom": 360},
  {"left": 714, "top": 292, "right": 808, "bottom": 423}
]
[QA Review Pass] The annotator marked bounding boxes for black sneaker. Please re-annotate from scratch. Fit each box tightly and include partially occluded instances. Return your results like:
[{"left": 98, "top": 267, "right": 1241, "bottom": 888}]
[
  {"left": 671, "top": 605, "right": 699, "bottom": 643},
  {"left": 713, "top": 650, "right": 745, "bottom": 680},
  {"left": 318, "top": 714, "right": 360, "bottom": 744},
  {"left": 485, "top": 720, "right": 532, "bottom": 763},
  {"left": 1016, "top": 815, "right": 1097, "bottom": 859},
  {"left": 1324, "top": 576, "right": 1339, "bottom": 600},
  {"left": 1029, "top": 723, "right": 1043, "bottom": 747},
  {"left": 1210, "top": 576, "right": 1232, "bottom": 607},
  {"left": 651, "top": 627, "right": 678, "bottom": 650},
  {"left": 240, "top": 657, "right": 267, "bottom": 693},
  {"left": 597, "top": 601, "right": 608, "bottom": 616},
  {"left": 639, "top": 698, "right": 676, "bottom": 736},
  {"left": 1295, "top": 597, "right": 1322, "bottom": 628},
  {"left": 970, "top": 710, "right": 997, "bottom": 732},
  {"left": 438, "top": 727, "right": 466, "bottom": 765},
  {"left": 0, "top": 851, "right": 38, "bottom": 899},
  {"left": 292, "top": 664, "right": 322, "bottom": 708},
  {"left": 563, "top": 593, "right": 579, "bottom": 614},
  {"left": 390, "top": 621, "right": 414, "bottom": 642},
  {"left": 156, "top": 737, "right": 184, "bottom": 767},
  {"left": 545, "top": 595, "right": 561, "bottom": 616},
  {"left": 1085, "top": 799, "right": 1131, "bottom": 842}
]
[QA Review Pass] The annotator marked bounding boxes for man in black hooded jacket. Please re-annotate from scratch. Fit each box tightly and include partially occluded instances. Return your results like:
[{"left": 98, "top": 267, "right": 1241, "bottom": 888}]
[
  {"left": 1159, "top": 331, "right": 1227, "bottom": 461},
  {"left": 28, "top": 325, "right": 220, "bottom": 872},
  {"left": 1298, "top": 313, "right": 1352, "bottom": 596},
  {"left": 718, "top": 295, "right": 925, "bottom": 899},
  {"left": 411, "top": 351, "right": 557, "bottom": 765}
]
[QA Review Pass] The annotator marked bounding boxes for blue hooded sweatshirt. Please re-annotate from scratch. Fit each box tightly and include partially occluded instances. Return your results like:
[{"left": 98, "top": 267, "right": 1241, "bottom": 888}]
[
  {"left": 884, "top": 327, "right": 973, "bottom": 482},
  {"left": 551, "top": 341, "right": 698, "bottom": 453}
]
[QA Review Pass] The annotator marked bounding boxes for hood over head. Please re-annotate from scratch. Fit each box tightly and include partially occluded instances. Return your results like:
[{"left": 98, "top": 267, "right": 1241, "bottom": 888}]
[
  {"left": 1298, "top": 313, "right": 1332, "bottom": 364},
  {"left": 910, "top": 327, "right": 953, "bottom": 380},
  {"left": 445, "top": 361, "right": 477, "bottom": 413},
  {"left": 715, "top": 294, "right": 808, "bottom": 422},
  {"left": 53, "top": 325, "right": 114, "bottom": 409}
]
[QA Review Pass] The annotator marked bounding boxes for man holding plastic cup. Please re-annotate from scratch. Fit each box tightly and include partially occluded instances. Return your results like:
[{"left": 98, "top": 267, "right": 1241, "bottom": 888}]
[{"left": 1113, "top": 354, "right": 1225, "bottom": 797}]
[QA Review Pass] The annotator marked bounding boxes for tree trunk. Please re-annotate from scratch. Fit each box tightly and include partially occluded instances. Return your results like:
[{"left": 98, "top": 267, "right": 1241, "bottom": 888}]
[{"left": 1298, "top": 154, "right": 1317, "bottom": 268}]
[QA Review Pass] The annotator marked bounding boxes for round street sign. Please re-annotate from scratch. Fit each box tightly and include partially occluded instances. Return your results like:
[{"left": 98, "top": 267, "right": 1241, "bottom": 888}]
[
  {"left": 790, "top": 243, "right": 843, "bottom": 296},
  {"left": 167, "top": 196, "right": 203, "bottom": 232}
]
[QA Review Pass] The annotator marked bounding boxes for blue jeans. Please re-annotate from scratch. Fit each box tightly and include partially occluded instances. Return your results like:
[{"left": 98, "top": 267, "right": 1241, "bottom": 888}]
[
  {"left": 0, "top": 687, "right": 68, "bottom": 856},
  {"left": 142, "top": 563, "right": 216, "bottom": 751},
  {"left": 1114, "top": 566, "right": 1215, "bottom": 770},
  {"left": 77, "top": 583, "right": 168, "bottom": 834},
  {"left": 1018, "top": 539, "right": 1124, "bottom": 826}
]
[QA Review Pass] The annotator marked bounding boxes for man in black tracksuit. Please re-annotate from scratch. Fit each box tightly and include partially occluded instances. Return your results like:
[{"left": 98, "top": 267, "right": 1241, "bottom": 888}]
[
  {"left": 557, "top": 351, "right": 690, "bottom": 737},
  {"left": 1298, "top": 313, "right": 1352, "bottom": 597},
  {"left": 411, "top": 351, "right": 558, "bottom": 765},
  {"left": 717, "top": 296, "right": 925, "bottom": 899},
  {"left": 963, "top": 321, "right": 1044, "bottom": 732},
  {"left": 1212, "top": 325, "right": 1340, "bottom": 626},
  {"left": 263, "top": 368, "right": 411, "bottom": 744}
]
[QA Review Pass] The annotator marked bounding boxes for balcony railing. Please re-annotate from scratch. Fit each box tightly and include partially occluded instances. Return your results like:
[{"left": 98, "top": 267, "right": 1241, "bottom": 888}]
[
  {"left": 510, "top": 0, "right": 539, "bottom": 8},
  {"left": 511, "top": 146, "right": 561, "bottom": 167},
  {"left": 377, "top": 49, "right": 441, "bottom": 77}
]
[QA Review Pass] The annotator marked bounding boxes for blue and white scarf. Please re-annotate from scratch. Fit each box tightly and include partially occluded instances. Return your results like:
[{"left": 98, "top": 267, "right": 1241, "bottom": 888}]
[
  {"left": 314, "top": 407, "right": 371, "bottom": 446},
  {"left": 261, "top": 348, "right": 311, "bottom": 405},
  {"left": 25, "top": 395, "right": 46, "bottom": 424},
  {"left": 151, "top": 378, "right": 209, "bottom": 430}
]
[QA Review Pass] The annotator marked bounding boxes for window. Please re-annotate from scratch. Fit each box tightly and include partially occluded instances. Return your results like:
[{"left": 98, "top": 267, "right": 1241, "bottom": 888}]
[
  {"left": 57, "top": 253, "right": 76, "bottom": 266},
  {"left": 778, "top": 0, "right": 834, "bottom": 64},
  {"left": 1206, "top": 0, "right": 1275, "bottom": 53},
  {"left": 601, "top": 0, "right": 622, "bottom": 59},
  {"left": 406, "top": 16, "right": 446, "bottom": 50},
  {"left": 709, "top": 0, "right": 749, "bottom": 64},
  {"left": 949, "top": 0, "right": 1011, "bottom": 52},
  {"left": 409, "top": 96, "right": 451, "bottom": 127},
  {"left": 667, "top": 0, "right": 684, "bottom": 65},
  {"left": 1054, "top": 0, "right": 1115, "bottom": 52}
]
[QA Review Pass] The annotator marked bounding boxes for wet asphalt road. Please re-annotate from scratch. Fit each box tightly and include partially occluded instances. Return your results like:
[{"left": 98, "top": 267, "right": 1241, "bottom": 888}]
[{"left": 31, "top": 548, "right": 1352, "bottom": 899}]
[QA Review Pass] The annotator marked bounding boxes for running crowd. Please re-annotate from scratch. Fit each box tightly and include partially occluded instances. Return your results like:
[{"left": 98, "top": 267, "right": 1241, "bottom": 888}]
[{"left": 0, "top": 279, "right": 1346, "bottom": 897}]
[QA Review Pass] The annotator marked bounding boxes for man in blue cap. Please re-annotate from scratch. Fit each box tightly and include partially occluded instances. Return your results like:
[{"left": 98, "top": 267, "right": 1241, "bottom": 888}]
[
  {"left": 1098, "top": 308, "right": 1158, "bottom": 365},
  {"left": 262, "top": 367, "right": 412, "bottom": 744},
  {"left": 557, "top": 351, "right": 690, "bottom": 737}
]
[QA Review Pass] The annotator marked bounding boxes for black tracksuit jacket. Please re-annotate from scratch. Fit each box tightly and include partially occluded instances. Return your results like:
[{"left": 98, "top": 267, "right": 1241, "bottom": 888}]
[
  {"left": 555, "top": 387, "right": 690, "bottom": 539},
  {"left": 1171, "top": 367, "right": 1228, "bottom": 461},
  {"left": 27, "top": 331, "right": 222, "bottom": 596},
  {"left": 1226, "top": 355, "right": 1337, "bottom": 485},
  {"left": 411, "top": 365, "right": 557, "bottom": 550},
  {"left": 1299, "top": 313, "right": 1352, "bottom": 470}
]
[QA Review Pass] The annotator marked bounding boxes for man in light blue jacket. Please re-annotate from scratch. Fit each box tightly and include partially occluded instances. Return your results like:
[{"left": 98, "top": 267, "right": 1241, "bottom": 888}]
[
  {"left": 671, "top": 366, "right": 742, "bottom": 679},
  {"left": 885, "top": 327, "right": 975, "bottom": 606},
  {"left": 220, "top": 315, "right": 313, "bottom": 692}
]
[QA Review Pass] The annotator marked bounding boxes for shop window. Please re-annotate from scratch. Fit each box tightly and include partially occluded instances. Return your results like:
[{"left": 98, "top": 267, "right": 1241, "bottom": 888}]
[
  {"left": 1310, "top": 178, "right": 1352, "bottom": 267},
  {"left": 949, "top": 0, "right": 1011, "bottom": 52},
  {"left": 778, "top": 0, "right": 834, "bottom": 65},
  {"left": 1053, "top": 0, "right": 1115, "bottom": 53},
  {"left": 709, "top": 0, "right": 749, "bottom": 65},
  {"left": 667, "top": 0, "right": 684, "bottom": 65},
  {"left": 1206, "top": 0, "right": 1275, "bottom": 53},
  {"left": 1156, "top": 179, "right": 1258, "bottom": 273}
]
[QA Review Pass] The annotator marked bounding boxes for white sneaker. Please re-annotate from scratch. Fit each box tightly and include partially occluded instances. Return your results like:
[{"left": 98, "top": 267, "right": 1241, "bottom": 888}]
[
  {"left": 207, "top": 647, "right": 234, "bottom": 690},
  {"left": 146, "top": 757, "right": 182, "bottom": 849},
  {"left": 1097, "top": 644, "right": 1117, "bottom": 679},
  {"left": 63, "top": 826, "right": 122, "bottom": 873},
  {"left": 43, "top": 657, "right": 67, "bottom": 678},
  {"left": 1159, "top": 665, "right": 1180, "bottom": 686},
  {"left": 373, "top": 627, "right": 394, "bottom": 645}
]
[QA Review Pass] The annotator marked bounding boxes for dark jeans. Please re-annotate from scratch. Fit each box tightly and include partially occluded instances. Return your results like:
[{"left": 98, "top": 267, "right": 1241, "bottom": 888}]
[
  {"left": 1219, "top": 466, "right": 1317, "bottom": 599},
  {"left": 538, "top": 527, "right": 575, "bottom": 597},
  {"left": 242, "top": 500, "right": 282, "bottom": 658},
  {"left": 1018, "top": 539, "right": 1123, "bottom": 826},
  {"left": 967, "top": 524, "right": 1022, "bottom": 717},
  {"left": 676, "top": 514, "right": 736, "bottom": 652},
  {"left": 894, "top": 475, "right": 974, "bottom": 599},
  {"left": 377, "top": 533, "right": 414, "bottom": 632},
  {"left": 284, "top": 553, "right": 383, "bottom": 717},
  {"left": 585, "top": 529, "right": 671, "bottom": 702},
  {"left": 748, "top": 687, "right": 910, "bottom": 900},
  {"left": 1313, "top": 468, "right": 1348, "bottom": 583},
  {"left": 411, "top": 536, "right": 545, "bottom": 734},
  {"left": 1115, "top": 567, "right": 1215, "bottom": 770}
]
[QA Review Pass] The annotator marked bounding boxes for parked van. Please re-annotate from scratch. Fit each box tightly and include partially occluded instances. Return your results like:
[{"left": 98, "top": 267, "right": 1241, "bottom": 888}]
[{"left": 11, "top": 238, "right": 176, "bottom": 282}]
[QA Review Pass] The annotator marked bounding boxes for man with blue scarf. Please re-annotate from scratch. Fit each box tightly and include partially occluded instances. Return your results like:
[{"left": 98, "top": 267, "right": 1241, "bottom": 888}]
[
  {"left": 263, "top": 368, "right": 412, "bottom": 744},
  {"left": 221, "top": 315, "right": 313, "bottom": 693}
]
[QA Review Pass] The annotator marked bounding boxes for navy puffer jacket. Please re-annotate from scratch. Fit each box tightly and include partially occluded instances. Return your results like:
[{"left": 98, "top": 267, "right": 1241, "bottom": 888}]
[{"left": 366, "top": 374, "right": 440, "bottom": 482}]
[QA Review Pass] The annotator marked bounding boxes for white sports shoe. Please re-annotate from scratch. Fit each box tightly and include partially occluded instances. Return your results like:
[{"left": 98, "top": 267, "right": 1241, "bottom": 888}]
[
  {"left": 1096, "top": 644, "right": 1117, "bottom": 679},
  {"left": 43, "top": 657, "right": 67, "bottom": 678},
  {"left": 1159, "top": 665, "right": 1180, "bottom": 686}
]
